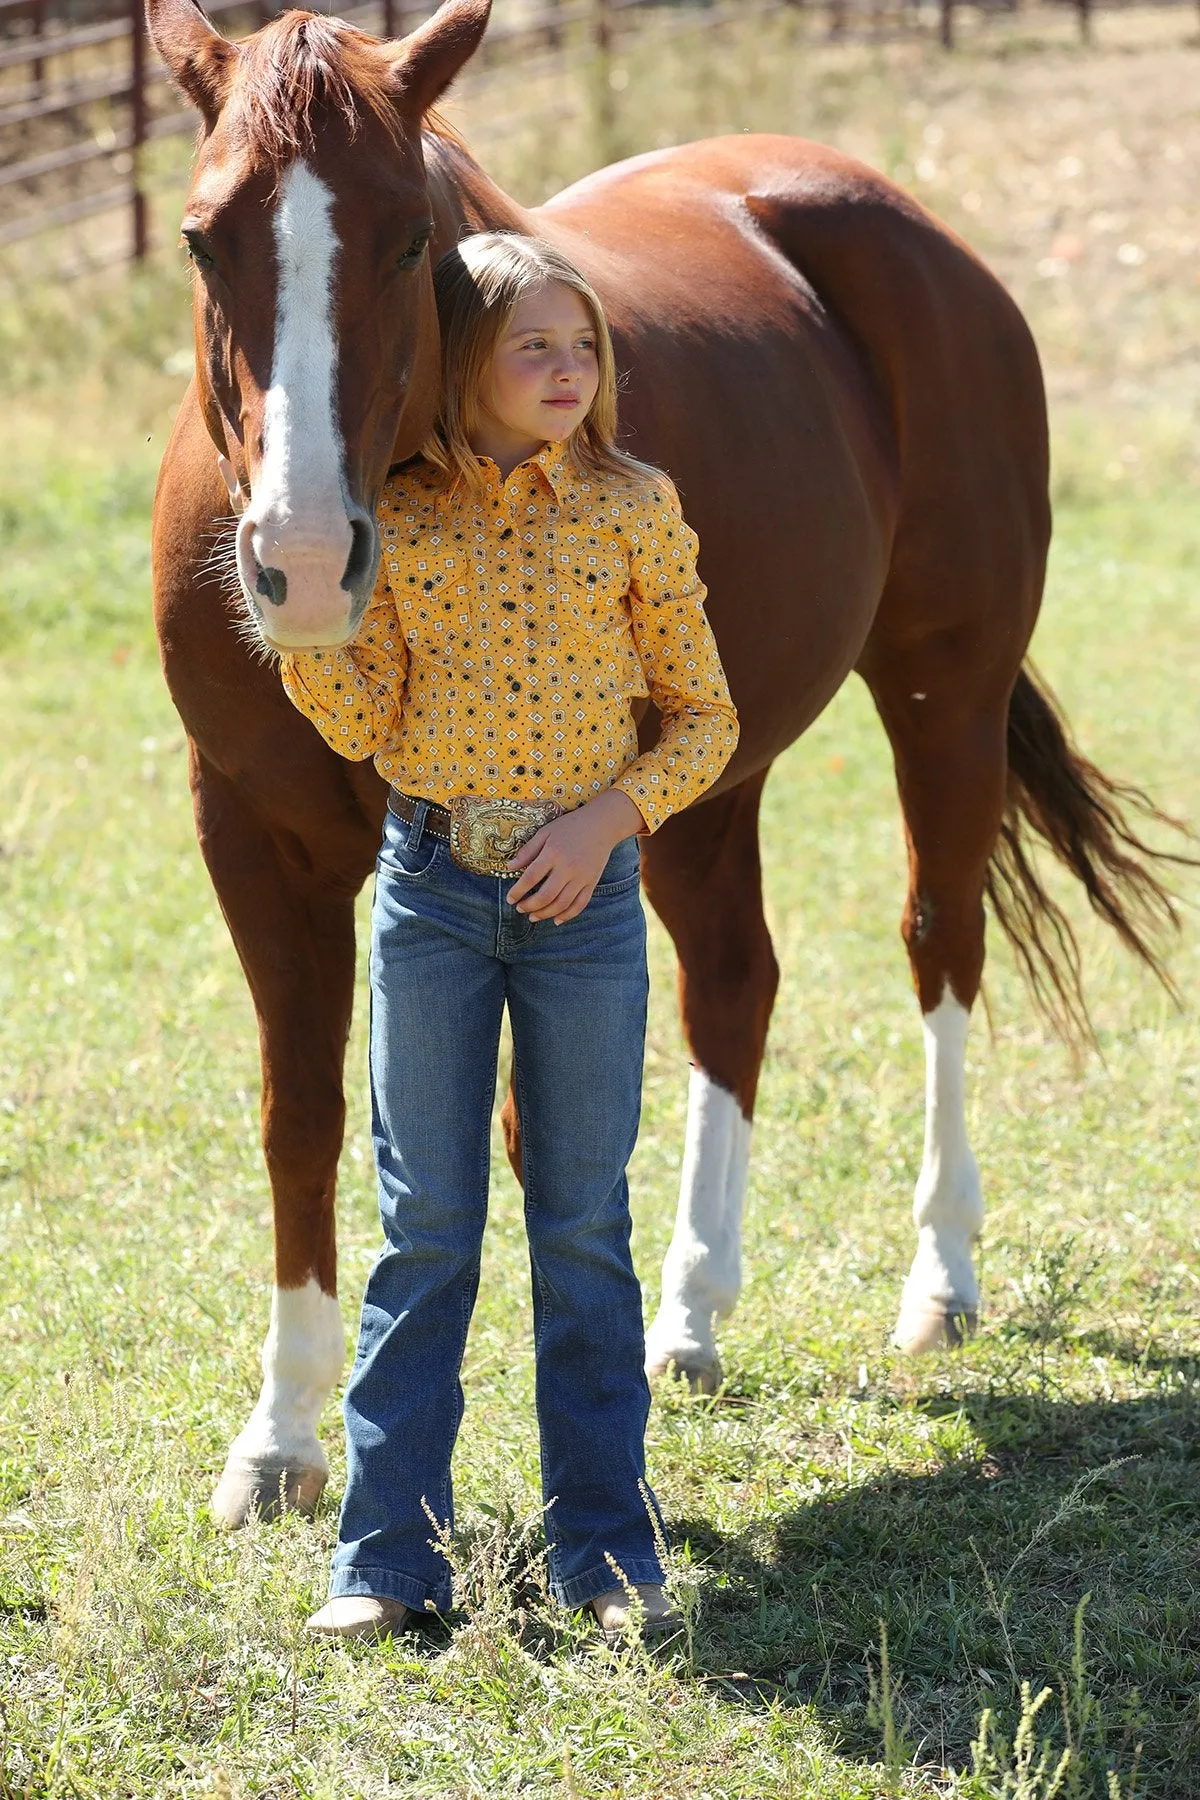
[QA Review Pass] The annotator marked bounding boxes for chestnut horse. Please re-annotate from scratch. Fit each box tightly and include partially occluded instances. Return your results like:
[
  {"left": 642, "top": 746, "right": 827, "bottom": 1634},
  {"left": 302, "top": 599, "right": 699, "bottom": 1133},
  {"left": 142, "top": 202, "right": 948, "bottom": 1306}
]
[{"left": 148, "top": 0, "right": 1180, "bottom": 1525}]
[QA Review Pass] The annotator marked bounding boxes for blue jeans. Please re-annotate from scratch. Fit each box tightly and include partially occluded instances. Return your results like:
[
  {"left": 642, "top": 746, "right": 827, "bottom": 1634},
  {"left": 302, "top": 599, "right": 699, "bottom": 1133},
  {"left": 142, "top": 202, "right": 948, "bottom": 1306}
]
[{"left": 329, "top": 799, "right": 664, "bottom": 1612}]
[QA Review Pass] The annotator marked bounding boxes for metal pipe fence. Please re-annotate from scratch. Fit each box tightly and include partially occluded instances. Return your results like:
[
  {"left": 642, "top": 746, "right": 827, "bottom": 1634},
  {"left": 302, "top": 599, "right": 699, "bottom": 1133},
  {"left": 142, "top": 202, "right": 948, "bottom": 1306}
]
[{"left": 0, "top": 0, "right": 1190, "bottom": 266}]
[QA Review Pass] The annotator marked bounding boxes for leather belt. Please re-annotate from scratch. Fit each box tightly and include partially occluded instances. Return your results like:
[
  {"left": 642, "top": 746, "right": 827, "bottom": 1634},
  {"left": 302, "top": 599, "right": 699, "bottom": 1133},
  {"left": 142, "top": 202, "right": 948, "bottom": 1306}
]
[
  {"left": 386, "top": 788, "right": 452, "bottom": 843},
  {"left": 385, "top": 787, "right": 562, "bottom": 876}
]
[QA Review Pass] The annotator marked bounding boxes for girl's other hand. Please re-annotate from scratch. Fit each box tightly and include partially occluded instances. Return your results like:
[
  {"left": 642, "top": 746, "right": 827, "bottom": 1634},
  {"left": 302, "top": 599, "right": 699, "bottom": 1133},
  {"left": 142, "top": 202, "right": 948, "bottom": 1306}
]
[{"left": 506, "top": 789, "right": 645, "bottom": 924}]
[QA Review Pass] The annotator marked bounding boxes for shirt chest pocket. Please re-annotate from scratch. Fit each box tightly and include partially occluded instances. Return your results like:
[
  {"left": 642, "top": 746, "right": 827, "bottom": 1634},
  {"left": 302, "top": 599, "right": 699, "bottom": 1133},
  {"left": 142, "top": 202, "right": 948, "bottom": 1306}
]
[
  {"left": 394, "top": 543, "right": 474, "bottom": 671},
  {"left": 548, "top": 520, "right": 629, "bottom": 641},
  {"left": 542, "top": 528, "right": 646, "bottom": 698}
]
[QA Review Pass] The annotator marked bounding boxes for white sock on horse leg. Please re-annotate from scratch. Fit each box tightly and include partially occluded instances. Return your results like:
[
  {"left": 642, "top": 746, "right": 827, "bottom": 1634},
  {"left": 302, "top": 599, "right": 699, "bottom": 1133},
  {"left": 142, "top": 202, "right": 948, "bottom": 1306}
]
[
  {"left": 645, "top": 1068, "right": 751, "bottom": 1385},
  {"left": 218, "top": 1279, "right": 345, "bottom": 1501},
  {"left": 894, "top": 991, "right": 983, "bottom": 1352}
]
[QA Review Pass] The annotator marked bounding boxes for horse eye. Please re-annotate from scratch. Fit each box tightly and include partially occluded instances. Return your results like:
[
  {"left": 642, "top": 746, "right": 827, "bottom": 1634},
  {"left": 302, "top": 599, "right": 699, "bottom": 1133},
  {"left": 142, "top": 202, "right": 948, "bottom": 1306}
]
[
  {"left": 396, "top": 230, "right": 432, "bottom": 270},
  {"left": 183, "top": 232, "right": 215, "bottom": 271}
]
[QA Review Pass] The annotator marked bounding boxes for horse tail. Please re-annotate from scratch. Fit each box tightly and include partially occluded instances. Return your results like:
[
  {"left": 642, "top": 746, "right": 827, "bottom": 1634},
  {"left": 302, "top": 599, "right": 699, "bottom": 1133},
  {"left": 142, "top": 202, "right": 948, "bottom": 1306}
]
[{"left": 985, "top": 664, "right": 1195, "bottom": 1045}]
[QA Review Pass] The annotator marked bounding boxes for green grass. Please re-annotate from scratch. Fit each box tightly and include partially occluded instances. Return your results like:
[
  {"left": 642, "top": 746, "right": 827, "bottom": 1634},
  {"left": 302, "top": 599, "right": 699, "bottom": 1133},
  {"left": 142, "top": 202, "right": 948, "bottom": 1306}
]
[
  {"left": 3, "top": 9, "right": 1200, "bottom": 1797},
  {"left": 2, "top": 423, "right": 1196, "bottom": 1800}
]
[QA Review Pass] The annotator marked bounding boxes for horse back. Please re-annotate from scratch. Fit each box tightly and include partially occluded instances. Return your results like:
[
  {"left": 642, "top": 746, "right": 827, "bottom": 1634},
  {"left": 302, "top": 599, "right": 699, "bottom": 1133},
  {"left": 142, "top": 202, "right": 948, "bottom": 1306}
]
[{"left": 535, "top": 135, "right": 1050, "bottom": 766}]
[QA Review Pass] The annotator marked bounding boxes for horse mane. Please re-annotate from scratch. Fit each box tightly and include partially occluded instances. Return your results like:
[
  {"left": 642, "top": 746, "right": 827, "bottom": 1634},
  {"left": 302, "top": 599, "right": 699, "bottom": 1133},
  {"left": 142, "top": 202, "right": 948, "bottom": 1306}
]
[{"left": 226, "top": 10, "right": 465, "bottom": 169}]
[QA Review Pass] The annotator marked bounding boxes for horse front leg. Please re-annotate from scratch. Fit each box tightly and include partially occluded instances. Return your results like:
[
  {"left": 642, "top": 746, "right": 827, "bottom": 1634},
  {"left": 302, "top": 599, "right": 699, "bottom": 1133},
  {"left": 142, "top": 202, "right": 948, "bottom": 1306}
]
[
  {"left": 192, "top": 754, "right": 357, "bottom": 1525},
  {"left": 863, "top": 653, "right": 1010, "bottom": 1353},
  {"left": 639, "top": 773, "right": 779, "bottom": 1393}
]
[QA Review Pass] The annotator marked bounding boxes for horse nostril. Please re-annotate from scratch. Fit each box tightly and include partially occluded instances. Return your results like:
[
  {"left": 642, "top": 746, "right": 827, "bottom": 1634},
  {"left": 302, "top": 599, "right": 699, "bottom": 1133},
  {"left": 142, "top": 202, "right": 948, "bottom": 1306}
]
[
  {"left": 341, "top": 514, "right": 377, "bottom": 594},
  {"left": 255, "top": 563, "right": 289, "bottom": 607}
]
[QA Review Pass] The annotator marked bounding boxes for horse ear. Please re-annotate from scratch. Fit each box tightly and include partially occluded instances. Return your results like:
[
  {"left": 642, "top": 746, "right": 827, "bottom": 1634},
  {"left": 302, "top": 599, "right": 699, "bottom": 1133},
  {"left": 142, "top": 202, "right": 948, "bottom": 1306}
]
[
  {"left": 146, "top": 0, "right": 239, "bottom": 128},
  {"left": 386, "top": 0, "right": 491, "bottom": 117}
]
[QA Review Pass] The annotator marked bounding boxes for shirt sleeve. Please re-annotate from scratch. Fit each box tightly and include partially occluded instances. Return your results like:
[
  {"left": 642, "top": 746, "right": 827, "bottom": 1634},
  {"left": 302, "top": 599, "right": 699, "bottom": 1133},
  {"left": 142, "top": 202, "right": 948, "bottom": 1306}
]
[
  {"left": 612, "top": 483, "right": 739, "bottom": 833},
  {"left": 277, "top": 565, "right": 408, "bottom": 761}
]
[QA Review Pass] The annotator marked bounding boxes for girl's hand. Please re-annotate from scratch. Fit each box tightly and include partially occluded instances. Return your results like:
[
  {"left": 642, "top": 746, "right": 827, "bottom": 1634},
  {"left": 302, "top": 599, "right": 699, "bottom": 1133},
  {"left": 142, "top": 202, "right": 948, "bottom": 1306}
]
[{"left": 506, "top": 789, "right": 645, "bottom": 924}]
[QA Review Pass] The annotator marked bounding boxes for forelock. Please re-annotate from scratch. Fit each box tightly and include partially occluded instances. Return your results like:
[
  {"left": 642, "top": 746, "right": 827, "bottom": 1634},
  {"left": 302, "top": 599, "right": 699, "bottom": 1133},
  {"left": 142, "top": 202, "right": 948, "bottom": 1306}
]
[{"left": 223, "top": 12, "right": 405, "bottom": 168}]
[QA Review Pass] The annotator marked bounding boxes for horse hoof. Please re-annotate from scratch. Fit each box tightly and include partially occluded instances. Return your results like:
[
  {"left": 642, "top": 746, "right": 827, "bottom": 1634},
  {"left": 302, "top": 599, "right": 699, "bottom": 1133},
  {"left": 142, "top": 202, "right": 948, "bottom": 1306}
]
[
  {"left": 892, "top": 1302, "right": 979, "bottom": 1355},
  {"left": 645, "top": 1352, "right": 723, "bottom": 1396},
  {"left": 211, "top": 1458, "right": 328, "bottom": 1529}
]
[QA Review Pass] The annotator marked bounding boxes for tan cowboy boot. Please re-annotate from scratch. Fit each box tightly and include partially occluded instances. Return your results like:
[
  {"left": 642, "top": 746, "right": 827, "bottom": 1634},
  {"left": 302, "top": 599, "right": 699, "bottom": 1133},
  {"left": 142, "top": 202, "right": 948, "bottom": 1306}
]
[
  {"left": 305, "top": 1594, "right": 411, "bottom": 1642},
  {"left": 591, "top": 1582, "right": 679, "bottom": 1646}
]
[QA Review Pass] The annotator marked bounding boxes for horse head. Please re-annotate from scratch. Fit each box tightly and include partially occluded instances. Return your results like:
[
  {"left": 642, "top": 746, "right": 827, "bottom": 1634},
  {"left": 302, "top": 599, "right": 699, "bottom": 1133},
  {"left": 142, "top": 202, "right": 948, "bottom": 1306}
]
[{"left": 148, "top": 0, "right": 491, "bottom": 649}]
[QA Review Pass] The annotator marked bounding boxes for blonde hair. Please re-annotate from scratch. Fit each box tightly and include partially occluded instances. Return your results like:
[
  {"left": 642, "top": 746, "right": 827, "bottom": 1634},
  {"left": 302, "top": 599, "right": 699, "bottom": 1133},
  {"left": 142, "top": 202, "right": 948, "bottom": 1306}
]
[{"left": 420, "top": 231, "right": 670, "bottom": 497}]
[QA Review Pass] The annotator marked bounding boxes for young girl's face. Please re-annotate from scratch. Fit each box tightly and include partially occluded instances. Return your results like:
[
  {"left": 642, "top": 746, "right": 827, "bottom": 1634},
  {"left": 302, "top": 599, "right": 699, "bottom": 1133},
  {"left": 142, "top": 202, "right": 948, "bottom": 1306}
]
[{"left": 479, "top": 280, "right": 601, "bottom": 454}]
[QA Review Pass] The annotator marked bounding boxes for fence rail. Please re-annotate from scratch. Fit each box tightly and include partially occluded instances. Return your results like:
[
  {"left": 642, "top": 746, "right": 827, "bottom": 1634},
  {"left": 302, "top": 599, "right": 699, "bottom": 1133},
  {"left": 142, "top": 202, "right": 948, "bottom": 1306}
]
[{"left": 0, "top": 0, "right": 1188, "bottom": 266}]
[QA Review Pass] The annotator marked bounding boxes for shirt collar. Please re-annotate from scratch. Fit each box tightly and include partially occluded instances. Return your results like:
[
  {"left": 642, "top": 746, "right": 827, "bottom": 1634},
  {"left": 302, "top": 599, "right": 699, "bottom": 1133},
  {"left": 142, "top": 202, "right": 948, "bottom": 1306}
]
[
  {"left": 474, "top": 441, "right": 576, "bottom": 507},
  {"left": 533, "top": 441, "right": 575, "bottom": 504}
]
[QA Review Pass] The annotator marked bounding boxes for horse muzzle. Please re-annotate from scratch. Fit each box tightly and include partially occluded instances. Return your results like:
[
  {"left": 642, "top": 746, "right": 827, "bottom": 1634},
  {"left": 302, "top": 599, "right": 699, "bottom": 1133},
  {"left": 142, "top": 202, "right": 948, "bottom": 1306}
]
[{"left": 235, "top": 505, "right": 378, "bottom": 649}]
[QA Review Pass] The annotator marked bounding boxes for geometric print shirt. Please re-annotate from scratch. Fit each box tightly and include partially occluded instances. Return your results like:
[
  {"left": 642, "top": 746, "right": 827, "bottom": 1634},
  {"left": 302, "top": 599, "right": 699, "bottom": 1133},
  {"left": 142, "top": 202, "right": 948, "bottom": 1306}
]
[{"left": 278, "top": 442, "right": 739, "bottom": 834}]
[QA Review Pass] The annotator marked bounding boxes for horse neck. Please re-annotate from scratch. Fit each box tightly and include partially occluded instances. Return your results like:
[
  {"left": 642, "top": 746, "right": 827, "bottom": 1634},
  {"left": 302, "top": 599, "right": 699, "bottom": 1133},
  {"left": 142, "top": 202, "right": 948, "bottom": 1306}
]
[{"left": 424, "top": 130, "right": 528, "bottom": 238}]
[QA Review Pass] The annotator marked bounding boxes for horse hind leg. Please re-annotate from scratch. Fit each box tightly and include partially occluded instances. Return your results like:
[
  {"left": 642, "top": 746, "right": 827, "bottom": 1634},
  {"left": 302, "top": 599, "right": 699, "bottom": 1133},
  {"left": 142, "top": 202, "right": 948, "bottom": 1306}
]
[
  {"left": 640, "top": 773, "right": 779, "bottom": 1392},
  {"left": 901, "top": 985, "right": 983, "bottom": 1352},
  {"left": 860, "top": 651, "right": 1011, "bottom": 1353}
]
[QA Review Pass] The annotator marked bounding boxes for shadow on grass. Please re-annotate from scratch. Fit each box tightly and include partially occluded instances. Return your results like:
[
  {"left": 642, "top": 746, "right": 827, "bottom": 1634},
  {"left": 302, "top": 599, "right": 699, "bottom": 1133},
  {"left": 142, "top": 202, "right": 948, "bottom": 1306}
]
[
  {"left": 1069, "top": 1329, "right": 1200, "bottom": 1377},
  {"left": 674, "top": 1389, "right": 1200, "bottom": 1797}
]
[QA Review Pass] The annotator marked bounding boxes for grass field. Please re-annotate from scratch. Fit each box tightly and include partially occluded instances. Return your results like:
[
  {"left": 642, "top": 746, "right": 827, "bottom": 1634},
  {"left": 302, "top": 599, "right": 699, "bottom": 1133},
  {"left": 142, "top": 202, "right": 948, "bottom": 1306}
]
[{"left": 2, "top": 9, "right": 1199, "bottom": 1797}]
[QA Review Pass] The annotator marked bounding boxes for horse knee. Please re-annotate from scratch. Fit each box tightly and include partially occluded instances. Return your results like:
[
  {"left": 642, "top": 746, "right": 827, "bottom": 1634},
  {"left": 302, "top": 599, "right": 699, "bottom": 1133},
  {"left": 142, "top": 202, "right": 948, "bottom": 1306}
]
[{"left": 262, "top": 1082, "right": 346, "bottom": 1187}]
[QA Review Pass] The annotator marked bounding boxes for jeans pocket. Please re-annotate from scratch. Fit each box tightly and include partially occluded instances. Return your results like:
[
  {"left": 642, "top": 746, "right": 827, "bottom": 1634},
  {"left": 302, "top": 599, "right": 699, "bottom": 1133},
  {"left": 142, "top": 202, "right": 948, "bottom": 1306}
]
[
  {"left": 377, "top": 809, "right": 444, "bottom": 880},
  {"left": 592, "top": 835, "right": 642, "bottom": 896}
]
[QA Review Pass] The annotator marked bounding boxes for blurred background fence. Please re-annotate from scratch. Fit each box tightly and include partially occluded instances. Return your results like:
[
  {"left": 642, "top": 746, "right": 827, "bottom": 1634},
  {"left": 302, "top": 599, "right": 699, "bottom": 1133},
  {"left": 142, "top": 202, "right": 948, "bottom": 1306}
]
[{"left": 0, "top": 0, "right": 1196, "bottom": 271}]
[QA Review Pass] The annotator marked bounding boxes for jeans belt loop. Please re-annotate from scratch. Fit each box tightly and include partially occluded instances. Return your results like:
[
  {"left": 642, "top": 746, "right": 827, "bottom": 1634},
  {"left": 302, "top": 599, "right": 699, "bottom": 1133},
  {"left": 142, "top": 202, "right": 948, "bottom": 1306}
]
[{"left": 410, "top": 797, "right": 428, "bottom": 850}]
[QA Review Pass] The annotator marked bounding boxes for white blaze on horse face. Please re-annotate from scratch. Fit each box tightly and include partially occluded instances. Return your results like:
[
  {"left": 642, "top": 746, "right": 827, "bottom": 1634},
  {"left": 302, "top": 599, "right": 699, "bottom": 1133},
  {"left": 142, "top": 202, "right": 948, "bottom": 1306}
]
[
  {"left": 221, "top": 1279, "right": 345, "bottom": 1478},
  {"left": 893, "top": 991, "right": 984, "bottom": 1353},
  {"left": 644, "top": 1068, "right": 752, "bottom": 1389},
  {"left": 235, "top": 160, "right": 358, "bottom": 649}
]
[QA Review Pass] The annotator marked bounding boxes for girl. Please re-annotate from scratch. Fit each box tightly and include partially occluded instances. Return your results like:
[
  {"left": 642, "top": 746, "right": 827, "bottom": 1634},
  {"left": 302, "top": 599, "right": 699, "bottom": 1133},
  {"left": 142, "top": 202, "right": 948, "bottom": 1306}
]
[{"left": 278, "top": 232, "right": 739, "bottom": 1644}]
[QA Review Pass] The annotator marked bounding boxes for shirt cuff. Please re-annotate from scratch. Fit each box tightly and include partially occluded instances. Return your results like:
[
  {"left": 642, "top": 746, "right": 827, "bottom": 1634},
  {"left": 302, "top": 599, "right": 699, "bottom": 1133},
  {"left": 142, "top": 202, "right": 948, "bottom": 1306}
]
[
  {"left": 613, "top": 763, "right": 673, "bottom": 834},
  {"left": 278, "top": 648, "right": 332, "bottom": 671}
]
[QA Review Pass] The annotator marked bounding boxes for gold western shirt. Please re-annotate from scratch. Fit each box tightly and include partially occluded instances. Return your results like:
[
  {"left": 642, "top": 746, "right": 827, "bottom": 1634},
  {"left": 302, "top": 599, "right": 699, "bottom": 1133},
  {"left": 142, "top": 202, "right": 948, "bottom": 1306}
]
[{"left": 279, "top": 445, "right": 739, "bottom": 834}]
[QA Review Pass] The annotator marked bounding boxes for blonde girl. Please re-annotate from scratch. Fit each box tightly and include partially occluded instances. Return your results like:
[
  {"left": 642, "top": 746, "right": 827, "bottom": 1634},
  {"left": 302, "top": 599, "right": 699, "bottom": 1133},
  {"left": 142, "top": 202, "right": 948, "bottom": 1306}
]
[{"left": 278, "top": 231, "right": 739, "bottom": 1643}]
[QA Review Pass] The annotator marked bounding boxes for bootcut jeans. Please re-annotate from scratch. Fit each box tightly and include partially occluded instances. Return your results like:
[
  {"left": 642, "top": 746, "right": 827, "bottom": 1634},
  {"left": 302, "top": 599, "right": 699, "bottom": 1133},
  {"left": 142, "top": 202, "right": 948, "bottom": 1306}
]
[{"left": 328, "top": 797, "right": 665, "bottom": 1613}]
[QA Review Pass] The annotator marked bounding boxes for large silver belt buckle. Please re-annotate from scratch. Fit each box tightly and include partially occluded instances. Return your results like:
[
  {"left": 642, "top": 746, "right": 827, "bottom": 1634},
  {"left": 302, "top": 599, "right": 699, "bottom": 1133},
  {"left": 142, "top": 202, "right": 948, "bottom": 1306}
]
[{"left": 449, "top": 795, "right": 561, "bottom": 876}]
